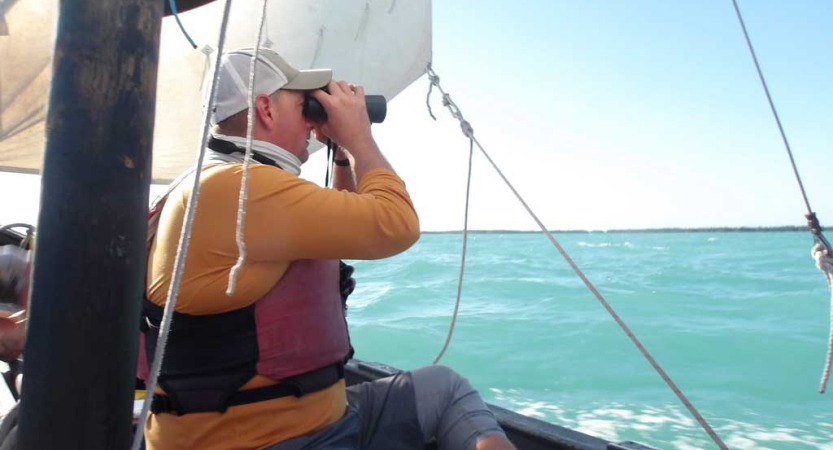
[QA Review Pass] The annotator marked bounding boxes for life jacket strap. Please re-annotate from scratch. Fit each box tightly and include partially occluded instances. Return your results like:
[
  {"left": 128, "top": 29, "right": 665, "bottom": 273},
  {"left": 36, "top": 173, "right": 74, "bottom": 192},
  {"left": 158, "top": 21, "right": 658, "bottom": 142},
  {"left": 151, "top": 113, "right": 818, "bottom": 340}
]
[{"left": 150, "top": 361, "right": 345, "bottom": 415}]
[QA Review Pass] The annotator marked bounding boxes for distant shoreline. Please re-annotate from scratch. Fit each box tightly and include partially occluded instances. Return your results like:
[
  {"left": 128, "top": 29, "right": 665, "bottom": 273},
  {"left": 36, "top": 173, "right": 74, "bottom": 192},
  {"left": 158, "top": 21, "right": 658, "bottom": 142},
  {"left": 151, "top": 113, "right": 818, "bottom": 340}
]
[{"left": 422, "top": 226, "right": 821, "bottom": 234}]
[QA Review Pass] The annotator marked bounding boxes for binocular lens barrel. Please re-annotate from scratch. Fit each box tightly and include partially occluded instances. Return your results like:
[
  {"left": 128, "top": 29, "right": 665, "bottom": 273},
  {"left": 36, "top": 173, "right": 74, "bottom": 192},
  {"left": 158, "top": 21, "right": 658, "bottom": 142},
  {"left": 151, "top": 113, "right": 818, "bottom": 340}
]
[{"left": 303, "top": 95, "right": 387, "bottom": 124}]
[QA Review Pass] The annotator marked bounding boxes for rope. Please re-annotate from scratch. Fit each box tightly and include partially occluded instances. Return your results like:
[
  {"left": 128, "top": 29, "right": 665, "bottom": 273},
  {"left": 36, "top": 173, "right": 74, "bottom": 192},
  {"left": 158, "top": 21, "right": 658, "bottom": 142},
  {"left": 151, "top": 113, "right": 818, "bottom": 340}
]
[
  {"left": 168, "top": 0, "right": 198, "bottom": 49},
  {"left": 433, "top": 137, "right": 474, "bottom": 365},
  {"left": 730, "top": 0, "right": 812, "bottom": 214},
  {"left": 225, "top": 0, "right": 269, "bottom": 296},
  {"left": 129, "top": 1, "right": 235, "bottom": 448},
  {"left": 730, "top": 0, "right": 833, "bottom": 394},
  {"left": 813, "top": 243, "right": 833, "bottom": 393},
  {"left": 425, "top": 68, "right": 438, "bottom": 120},
  {"left": 424, "top": 64, "right": 730, "bottom": 450}
]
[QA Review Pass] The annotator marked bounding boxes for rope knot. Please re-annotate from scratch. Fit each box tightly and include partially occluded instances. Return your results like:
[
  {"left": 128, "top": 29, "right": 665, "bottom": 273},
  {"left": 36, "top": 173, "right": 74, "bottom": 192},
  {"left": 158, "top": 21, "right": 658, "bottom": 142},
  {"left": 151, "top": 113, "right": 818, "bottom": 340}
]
[
  {"left": 813, "top": 243, "right": 833, "bottom": 277},
  {"left": 812, "top": 240, "right": 833, "bottom": 394},
  {"left": 807, "top": 212, "right": 823, "bottom": 236},
  {"left": 429, "top": 74, "right": 440, "bottom": 86},
  {"left": 460, "top": 120, "right": 474, "bottom": 138}
]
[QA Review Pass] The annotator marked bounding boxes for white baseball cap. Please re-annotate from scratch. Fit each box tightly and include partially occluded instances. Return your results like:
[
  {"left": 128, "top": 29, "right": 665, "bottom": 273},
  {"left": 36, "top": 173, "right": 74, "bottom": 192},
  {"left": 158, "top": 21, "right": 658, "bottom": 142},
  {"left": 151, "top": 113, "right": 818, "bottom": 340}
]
[{"left": 207, "top": 48, "right": 332, "bottom": 125}]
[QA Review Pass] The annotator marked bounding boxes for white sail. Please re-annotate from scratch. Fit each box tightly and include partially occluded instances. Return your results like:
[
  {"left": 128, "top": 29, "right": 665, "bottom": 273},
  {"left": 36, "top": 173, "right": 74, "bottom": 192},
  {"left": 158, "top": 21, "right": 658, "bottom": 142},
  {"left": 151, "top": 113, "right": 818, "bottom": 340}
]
[{"left": 0, "top": 0, "right": 432, "bottom": 182}]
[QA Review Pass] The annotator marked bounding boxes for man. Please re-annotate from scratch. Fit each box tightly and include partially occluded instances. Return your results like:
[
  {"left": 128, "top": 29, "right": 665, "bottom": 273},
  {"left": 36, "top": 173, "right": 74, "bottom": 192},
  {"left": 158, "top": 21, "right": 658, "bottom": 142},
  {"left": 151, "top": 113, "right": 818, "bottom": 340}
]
[{"left": 139, "top": 47, "right": 515, "bottom": 450}]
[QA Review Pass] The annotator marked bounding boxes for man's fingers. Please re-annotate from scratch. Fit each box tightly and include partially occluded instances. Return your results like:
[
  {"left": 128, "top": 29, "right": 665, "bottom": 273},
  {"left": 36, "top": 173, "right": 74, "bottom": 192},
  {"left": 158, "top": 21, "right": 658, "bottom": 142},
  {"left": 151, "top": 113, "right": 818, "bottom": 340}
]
[
  {"left": 341, "top": 280, "right": 355, "bottom": 297},
  {"left": 326, "top": 80, "right": 346, "bottom": 95},
  {"left": 339, "top": 260, "right": 356, "bottom": 299},
  {"left": 309, "top": 80, "right": 372, "bottom": 149},
  {"left": 335, "top": 80, "right": 352, "bottom": 95},
  {"left": 314, "top": 129, "right": 328, "bottom": 144}
]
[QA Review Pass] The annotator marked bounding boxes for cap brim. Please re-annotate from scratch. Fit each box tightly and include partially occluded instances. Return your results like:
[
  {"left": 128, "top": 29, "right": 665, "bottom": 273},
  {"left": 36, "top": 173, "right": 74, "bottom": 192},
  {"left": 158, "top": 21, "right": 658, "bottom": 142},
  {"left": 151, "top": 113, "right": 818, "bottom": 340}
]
[{"left": 283, "top": 69, "right": 332, "bottom": 90}]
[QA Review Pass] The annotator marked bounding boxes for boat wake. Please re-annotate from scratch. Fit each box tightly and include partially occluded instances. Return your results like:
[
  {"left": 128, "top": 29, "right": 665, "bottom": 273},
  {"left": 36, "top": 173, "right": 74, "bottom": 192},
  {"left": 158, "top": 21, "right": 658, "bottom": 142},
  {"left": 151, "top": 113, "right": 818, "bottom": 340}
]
[{"left": 487, "top": 389, "right": 833, "bottom": 450}]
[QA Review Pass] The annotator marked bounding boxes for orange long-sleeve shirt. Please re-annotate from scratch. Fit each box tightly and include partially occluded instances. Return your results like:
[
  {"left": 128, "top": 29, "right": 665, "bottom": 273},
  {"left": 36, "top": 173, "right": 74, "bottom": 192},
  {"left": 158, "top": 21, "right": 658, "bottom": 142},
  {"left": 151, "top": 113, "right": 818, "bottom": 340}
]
[{"left": 143, "top": 163, "right": 419, "bottom": 450}]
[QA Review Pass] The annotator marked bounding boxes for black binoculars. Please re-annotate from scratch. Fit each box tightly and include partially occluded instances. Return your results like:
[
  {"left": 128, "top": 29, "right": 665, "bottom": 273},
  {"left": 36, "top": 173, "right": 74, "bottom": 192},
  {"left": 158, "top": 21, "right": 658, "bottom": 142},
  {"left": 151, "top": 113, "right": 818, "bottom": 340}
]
[{"left": 302, "top": 95, "right": 387, "bottom": 124}]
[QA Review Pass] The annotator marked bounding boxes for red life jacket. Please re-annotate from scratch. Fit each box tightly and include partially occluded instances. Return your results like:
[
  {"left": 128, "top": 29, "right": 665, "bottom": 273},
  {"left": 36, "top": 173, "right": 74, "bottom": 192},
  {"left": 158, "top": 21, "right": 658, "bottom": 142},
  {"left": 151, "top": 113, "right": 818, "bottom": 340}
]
[
  {"left": 138, "top": 153, "right": 351, "bottom": 415},
  {"left": 137, "top": 258, "right": 351, "bottom": 415}
]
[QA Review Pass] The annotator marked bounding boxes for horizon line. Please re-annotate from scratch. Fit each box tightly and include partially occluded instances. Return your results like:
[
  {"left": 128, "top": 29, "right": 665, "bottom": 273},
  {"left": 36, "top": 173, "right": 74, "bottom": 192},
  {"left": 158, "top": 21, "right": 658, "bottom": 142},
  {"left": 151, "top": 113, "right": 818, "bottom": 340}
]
[{"left": 421, "top": 225, "right": 821, "bottom": 234}]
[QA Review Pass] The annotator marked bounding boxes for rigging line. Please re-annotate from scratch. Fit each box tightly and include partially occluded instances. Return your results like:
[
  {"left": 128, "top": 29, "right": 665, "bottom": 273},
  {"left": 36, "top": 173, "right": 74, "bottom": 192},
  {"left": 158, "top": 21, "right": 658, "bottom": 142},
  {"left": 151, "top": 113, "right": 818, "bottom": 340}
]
[
  {"left": 731, "top": 0, "right": 833, "bottom": 394},
  {"left": 130, "top": 1, "right": 235, "bottom": 449},
  {"left": 472, "top": 136, "right": 732, "bottom": 450},
  {"left": 730, "top": 0, "right": 812, "bottom": 214},
  {"left": 425, "top": 66, "right": 730, "bottom": 450},
  {"left": 168, "top": 0, "right": 198, "bottom": 49},
  {"left": 226, "top": 0, "right": 270, "bottom": 295},
  {"left": 812, "top": 239, "right": 833, "bottom": 393},
  {"left": 425, "top": 67, "right": 438, "bottom": 120},
  {"left": 433, "top": 137, "right": 474, "bottom": 365},
  {"left": 817, "top": 250, "right": 833, "bottom": 393}
]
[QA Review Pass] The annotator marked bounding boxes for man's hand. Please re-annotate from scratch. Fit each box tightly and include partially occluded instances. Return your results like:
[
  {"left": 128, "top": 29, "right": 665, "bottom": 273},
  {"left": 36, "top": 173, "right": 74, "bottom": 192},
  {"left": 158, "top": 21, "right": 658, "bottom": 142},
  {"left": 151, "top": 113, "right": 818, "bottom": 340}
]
[
  {"left": 338, "top": 261, "right": 356, "bottom": 360},
  {"left": 309, "top": 80, "right": 374, "bottom": 151},
  {"left": 339, "top": 261, "right": 356, "bottom": 307}
]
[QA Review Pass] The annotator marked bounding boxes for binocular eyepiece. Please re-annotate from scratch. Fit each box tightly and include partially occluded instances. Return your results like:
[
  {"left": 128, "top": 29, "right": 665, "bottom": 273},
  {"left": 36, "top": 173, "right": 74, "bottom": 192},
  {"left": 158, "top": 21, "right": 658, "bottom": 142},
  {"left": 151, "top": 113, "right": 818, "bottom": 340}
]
[{"left": 302, "top": 95, "right": 387, "bottom": 124}]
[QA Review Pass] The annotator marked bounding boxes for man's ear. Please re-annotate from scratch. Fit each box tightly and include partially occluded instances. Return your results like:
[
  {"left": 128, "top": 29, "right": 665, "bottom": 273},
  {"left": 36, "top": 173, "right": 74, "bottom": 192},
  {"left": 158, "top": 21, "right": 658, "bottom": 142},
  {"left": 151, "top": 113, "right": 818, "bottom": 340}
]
[{"left": 254, "top": 94, "right": 275, "bottom": 129}]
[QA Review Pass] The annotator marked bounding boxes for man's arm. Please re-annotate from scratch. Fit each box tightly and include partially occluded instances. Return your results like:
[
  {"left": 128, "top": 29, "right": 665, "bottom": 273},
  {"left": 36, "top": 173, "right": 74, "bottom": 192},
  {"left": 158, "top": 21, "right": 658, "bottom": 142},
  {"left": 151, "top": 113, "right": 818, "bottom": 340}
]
[
  {"left": 213, "top": 80, "right": 420, "bottom": 262},
  {"left": 332, "top": 148, "right": 356, "bottom": 193},
  {"left": 236, "top": 166, "right": 419, "bottom": 262}
]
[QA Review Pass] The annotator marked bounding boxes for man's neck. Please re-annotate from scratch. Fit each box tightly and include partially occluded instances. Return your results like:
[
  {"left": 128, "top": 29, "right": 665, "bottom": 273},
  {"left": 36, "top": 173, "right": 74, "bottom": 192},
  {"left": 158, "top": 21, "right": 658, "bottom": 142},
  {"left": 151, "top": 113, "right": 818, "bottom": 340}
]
[{"left": 208, "top": 133, "right": 303, "bottom": 176}]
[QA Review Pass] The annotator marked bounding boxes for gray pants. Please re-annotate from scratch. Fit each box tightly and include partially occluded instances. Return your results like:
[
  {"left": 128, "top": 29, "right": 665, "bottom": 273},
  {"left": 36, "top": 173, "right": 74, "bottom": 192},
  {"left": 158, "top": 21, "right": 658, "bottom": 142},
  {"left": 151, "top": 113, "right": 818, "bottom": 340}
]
[{"left": 266, "top": 365, "right": 506, "bottom": 450}]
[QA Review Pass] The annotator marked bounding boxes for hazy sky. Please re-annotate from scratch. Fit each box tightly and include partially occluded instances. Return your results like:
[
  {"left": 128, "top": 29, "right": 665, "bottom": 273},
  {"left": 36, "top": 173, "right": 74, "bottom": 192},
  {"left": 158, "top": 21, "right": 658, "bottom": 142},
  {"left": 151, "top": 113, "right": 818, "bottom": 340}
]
[{"left": 1, "top": 0, "right": 830, "bottom": 231}]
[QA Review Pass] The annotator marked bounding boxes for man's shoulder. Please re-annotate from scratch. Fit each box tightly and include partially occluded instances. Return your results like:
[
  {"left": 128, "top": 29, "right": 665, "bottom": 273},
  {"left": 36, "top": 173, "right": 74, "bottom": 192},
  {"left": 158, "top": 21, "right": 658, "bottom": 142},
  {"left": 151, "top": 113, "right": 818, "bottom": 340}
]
[
  {"left": 204, "top": 162, "right": 288, "bottom": 180},
  {"left": 194, "top": 163, "right": 294, "bottom": 191},
  {"left": 162, "top": 164, "right": 316, "bottom": 217}
]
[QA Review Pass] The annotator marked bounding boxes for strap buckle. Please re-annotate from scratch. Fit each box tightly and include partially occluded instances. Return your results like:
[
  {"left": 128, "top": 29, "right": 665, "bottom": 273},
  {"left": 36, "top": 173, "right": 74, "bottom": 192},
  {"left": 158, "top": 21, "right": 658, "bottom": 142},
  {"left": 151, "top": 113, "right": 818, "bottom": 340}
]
[
  {"left": 150, "top": 394, "right": 185, "bottom": 416},
  {"left": 281, "top": 379, "right": 307, "bottom": 398}
]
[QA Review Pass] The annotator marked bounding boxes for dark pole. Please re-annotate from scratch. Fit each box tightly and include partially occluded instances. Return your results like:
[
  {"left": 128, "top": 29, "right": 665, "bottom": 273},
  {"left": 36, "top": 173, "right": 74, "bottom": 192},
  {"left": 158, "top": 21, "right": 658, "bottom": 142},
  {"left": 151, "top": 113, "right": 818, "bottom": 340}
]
[{"left": 17, "top": 0, "right": 163, "bottom": 448}]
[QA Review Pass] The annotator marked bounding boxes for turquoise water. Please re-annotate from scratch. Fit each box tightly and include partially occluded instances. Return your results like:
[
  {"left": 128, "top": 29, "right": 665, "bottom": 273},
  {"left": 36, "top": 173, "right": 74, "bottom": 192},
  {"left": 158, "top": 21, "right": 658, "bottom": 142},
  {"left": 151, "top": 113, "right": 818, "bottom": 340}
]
[{"left": 345, "top": 232, "right": 832, "bottom": 450}]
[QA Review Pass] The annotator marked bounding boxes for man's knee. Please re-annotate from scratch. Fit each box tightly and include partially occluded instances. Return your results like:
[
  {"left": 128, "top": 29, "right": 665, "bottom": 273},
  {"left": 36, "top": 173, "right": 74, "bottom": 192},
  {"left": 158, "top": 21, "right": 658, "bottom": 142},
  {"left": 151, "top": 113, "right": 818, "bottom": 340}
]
[
  {"left": 422, "top": 364, "right": 463, "bottom": 384},
  {"left": 410, "top": 365, "right": 505, "bottom": 450}
]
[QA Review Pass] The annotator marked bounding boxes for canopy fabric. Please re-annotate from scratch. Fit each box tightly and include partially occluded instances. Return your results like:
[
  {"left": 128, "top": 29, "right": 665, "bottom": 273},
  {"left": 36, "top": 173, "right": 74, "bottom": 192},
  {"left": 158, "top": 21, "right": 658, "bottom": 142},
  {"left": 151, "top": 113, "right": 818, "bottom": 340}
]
[{"left": 0, "top": 0, "right": 431, "bottom": 182}]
